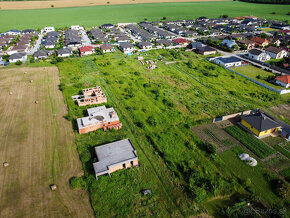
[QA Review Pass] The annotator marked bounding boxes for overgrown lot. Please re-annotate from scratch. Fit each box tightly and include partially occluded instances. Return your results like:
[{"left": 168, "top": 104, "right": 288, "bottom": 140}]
[{"left": 57, "top": 49, "right": 289, "bottom": 216}]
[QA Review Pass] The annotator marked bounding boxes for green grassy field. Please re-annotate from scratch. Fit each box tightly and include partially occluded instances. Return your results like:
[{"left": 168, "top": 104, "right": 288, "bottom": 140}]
[
  {"left": 54, "top": 48, "right": 290, "bottom": 216},
  {"left": 0, "top": 1, "right": 289, "bottom": 31},
  {"left": 234, "top": 65, "right": 289, "bottom": 90}
]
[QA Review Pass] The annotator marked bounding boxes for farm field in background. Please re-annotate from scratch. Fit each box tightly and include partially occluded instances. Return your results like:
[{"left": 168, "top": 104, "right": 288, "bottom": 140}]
[
  {"left": 0, "top": 1, "right": 289, "bottom": 32},
  {"left": 56, "top": 49, "right": 289, "bottom": 216},
  {"left": 0, "top": 0, "right": 230, "bottom": 10},
  {"left": 0, "top": 67, "right": 94, "bottom": 217}
]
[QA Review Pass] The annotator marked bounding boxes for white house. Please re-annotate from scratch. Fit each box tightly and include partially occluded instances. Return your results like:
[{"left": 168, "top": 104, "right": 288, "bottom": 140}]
[
  {"left": 248, "top": 49, "right": 271, "bottom": 62},
  {"left": 100, "top": 44, "right": 115, "bottom": 53},
  {"left": 265, "top": 46, "right": 288, "bottom": 59},
  {"left": 71, "top": 25, "right": 82, "bottom": 31},
  {"left": 275, "top": 75, "right": 290, "bottom": 88},
  {"left": 220, "top": 39, "right": 238, "bottom": 49},
  {"left": 214, "top": 56, "right": 243, "bottom": 67},
  {"left": 119, "top": 43, "right": 135, "bottom": 54},
  {"left": 43, "top": 27, "right": 55, "bottom": 33},
  {"left": 57, "top": 48, "right": 72, "bottom": 57},
  {"left": 9, "top": 53, "right": 27, "bottom": 63}
]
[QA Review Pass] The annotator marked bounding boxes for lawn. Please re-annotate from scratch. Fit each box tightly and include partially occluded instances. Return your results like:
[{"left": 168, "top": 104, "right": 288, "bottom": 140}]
[
  {"left": 219, "top": 146, "right": 285, "bottom": 207},
  {"left": 54, "top": 48, "right": 290, "bottom": 216},
  {"left": 234, "top": 65, "right": 289, "bottom": 90},
  {"left": 0, "top": 1, "right": 289, "bottom": 31}
]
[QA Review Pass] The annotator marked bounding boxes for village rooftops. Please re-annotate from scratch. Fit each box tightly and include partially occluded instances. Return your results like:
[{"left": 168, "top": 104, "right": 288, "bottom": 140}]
[
  {"left": 241, "top": 112, "right": 280, "bottom": 132},
  {"left": 265, "top": 46, "right": 285, "bottom": 54},
  {"left": 276, "top": 75, "right": 290, "bottom": 84},
  {"left": 93, "top": 139, "right": 138, "bottom": 177}
]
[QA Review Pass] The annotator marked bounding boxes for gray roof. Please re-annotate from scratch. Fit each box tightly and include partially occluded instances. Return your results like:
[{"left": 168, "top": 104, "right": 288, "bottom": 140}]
[
  {"left": 119, "top": 42, "right": 134, "bottom": 49},
  {"left": 57, "top": 48, "right": 72, "bottom": 55},
  {"left": 216, "top": 56, "right": 242, "bottom": 64},
  {"left": 9, "top": 52, "right": 26, "bottom": 60},
  {"left": 93, "top": 139, "right": 138, "bottom": 176},
  {"left": 242, "top": 112, "right": 280, "bottom": 132},
  {"left": 249, "top": 49, "right": 263, "bottom": 56},
  {"left": 33, "top": 50, "right": 49, "bottom": 58}
]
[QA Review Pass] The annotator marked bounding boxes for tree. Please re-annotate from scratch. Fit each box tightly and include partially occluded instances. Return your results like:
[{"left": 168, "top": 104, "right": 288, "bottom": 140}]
[{"left": 162, "top": 17, "right": 166, "bottom": 20}]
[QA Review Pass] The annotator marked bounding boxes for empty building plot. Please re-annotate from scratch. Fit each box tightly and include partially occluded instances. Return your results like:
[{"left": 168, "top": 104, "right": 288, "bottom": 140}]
[
  {"left": 93, "top": 139, "right": 138, "bottom": 179},
  {"left": 72, "top": 86, "right": 107, "bottom": 106},
  {"left": 77, "top": 106, "right": 122, "bottom": 134}
]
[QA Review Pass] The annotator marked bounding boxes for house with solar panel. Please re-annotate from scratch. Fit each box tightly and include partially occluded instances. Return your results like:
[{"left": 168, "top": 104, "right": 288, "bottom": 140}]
[
  {"left": 241, "top": 112, "right": 281, "bottom": 137},
  {"left": 93, "top": 139, "right": 138, "bottom": 179}
]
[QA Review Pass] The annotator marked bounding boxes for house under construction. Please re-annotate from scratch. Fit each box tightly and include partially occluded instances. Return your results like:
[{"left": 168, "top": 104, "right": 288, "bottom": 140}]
[
  {"left": 72, "top": 86, "right": 107, "bottom": 106},
  {"left": 77, "top": 106, "right": 122, "bottom": 134}
]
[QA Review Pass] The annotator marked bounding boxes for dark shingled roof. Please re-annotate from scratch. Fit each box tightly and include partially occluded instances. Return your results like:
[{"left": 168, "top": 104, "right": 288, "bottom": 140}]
[
  {"left": 242, "top": 112, "right": 280, "bottom": 132},
  {"left": 249, "top": 49, "right": 263, "bottom": 56}
]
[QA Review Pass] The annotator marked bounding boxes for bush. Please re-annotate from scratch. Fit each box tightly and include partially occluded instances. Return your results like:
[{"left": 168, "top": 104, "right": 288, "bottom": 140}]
[
  {"left": 205, "top": 142, "right": 217, "bottom": 154},
  {"left": 15, "top": 60, "right": 22, "bottom": 65},
  {"left": 274, "top": 179, "right": 289, "bottom": 198},
  {"left": 147, "top": 115, "right": 157, "bottom": 126},
  {"left": 70, "top": 177, "right": 87, "bottom": 190}
]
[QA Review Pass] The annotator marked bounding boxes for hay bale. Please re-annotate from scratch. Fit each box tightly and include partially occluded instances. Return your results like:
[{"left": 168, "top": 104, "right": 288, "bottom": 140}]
[
  {"left": 50, "top": 184, "right": 57, "bottom": 190},
  {"left": 3, "top": 162, "right": 9, "bottom": 167},
  {"left": 9, "top": 92, "right": 12, "bottom": 95},
  {"left": 35, "top": 100, "right": 39, "bottom": 104},
  {"left": 30, "top": 80, "right": 33, "bottom": 83}
]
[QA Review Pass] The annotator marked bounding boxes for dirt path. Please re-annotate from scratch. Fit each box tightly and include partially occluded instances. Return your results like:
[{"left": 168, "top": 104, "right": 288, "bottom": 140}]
[
  {"left": 0, "top": 0, "right": 230, "bottom": 10},
  {"left": 0, "top": 67, "right": 94, "bottom": 218}
]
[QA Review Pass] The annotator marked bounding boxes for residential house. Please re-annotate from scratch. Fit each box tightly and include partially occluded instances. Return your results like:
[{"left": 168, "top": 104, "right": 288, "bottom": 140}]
[
  {"left": 138, "top": 41, "right": 153, "bottom": 50},
  {"left": 214, "top": 56, "right": 244, "bottom": 68},
  {"left": 100, "top": 44, "right": 115, "bottom": 53},
  {"left": 265, "top": 46, "right": 287, "bottom": 59},
  {"left": 33, "top": 50, "right": 53, "bottom": 60},
  {"left": 57, "top": 48, "right": 73, "bottom": 57},
  {"left": 250, "top": 36, "right": 269, "bottom": 47},
  {"left": 248, "top": 49, "right": 271, "bottom": 62},
  {"left": 220, "top": 39, "right": 238, "bottom": 49},
  {"left": 241, "top": 112, "right": 281, "bottom": 137},
  {"left": 93, "top": 139, "right": 138, "bottom": 179},
  {"left": 100, "top": 24, "right": 114, "bottom": 29},
  {"left": 172, "top": 38, "right": 190, "bottom": 47},
  {"left": 119, "top": 43, "right": 135, "bottom": 54},
  {"left": 275, "top": 75, "right": 290, "bottom": 88},
  {"left": 197, "top": 46, "right": 216, "bottom": 55},
  {"left": 77, "top": 106, "right": 122, "bottom": 134},
  {"left": 190, "top": 42, "right": 203, "bottom": 50},
  {"left": 72, "top": 86, "right": 107, "bottom": 106},
  {"left": 4, "top": 30, "right": 21, "bottom": 36},
  {"left": 237, "top": 39, "right": 255, "bottom": 50},
  {"left": 79, "top": 46, "right": 95, "bottom": 56},
  {"left": 43, "top": 27, "right": 55, "bottom": 33},
  {"left": 8, "top": 53, "right": 27, "bottom": 63},
  {"left": 22, "top": 29, "right": 35, "bottom": 34},
  {"left": 156, "top": 39, "right": 175, "bottom": 47},
  {"left": 71, "top": 25, "right": 82, "bottom": 31}
]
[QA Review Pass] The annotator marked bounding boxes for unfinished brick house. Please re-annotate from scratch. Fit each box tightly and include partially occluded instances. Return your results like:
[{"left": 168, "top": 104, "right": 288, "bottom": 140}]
[
  {"left": 93, "top": 138, "right": 138, "bottom": 179},
  {"left": 77, "top": 106, "right": 122, "bottom": 134},
  {"left": 72, "top": 86, "right": 107, "bottom": 106}
]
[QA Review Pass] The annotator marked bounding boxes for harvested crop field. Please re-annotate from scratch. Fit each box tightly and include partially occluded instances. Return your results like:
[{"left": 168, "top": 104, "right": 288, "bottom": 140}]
[
  {"left": 0, "top": 0, "right": 229, "bottom": 10},
  {"left": 0, "top": 67, "right": 94, "bottom": 217}
]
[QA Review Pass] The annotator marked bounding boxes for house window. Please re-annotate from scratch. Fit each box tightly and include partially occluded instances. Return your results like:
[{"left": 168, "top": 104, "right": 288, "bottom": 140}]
[
  {"left": 123, "top": 163, "right": 126, "bottom": 168},
  {"left": 131, "top": 161, "right": 134, "bottom": 166}
]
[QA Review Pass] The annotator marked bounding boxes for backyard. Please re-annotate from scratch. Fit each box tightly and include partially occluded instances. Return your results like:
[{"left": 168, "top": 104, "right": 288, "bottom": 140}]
[
  {"left": 56, "top": 49, "right": 289, "bottom": 216},
  {"left": 234, "top": 65, "right": 289, "bottom": 90}
]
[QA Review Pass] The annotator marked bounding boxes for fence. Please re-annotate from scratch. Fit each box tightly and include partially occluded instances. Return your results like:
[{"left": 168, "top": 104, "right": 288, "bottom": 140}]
[
  {"left": 213, "top": 110, "right": 254, "bottom": 123},
  {"left": 225, "top": 67, "right": 290, "bottom": 95}
]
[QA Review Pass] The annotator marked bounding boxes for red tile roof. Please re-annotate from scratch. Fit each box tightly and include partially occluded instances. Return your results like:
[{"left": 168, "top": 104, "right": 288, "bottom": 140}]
[
  {"left": 79, "top": 46, "right": 94, "bottom": 53},
  {"left": 250, "top": 37, "right": 269, "bottom": 45},
  {"left": 173, "top": 38, "right": 189, "bottom": 44},
  {"left": 276, "top": 75, "right": 290, "bottom": 84}
]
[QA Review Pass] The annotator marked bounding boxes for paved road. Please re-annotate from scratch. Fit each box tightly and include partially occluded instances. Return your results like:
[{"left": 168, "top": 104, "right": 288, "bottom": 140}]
[
  {"left": 80, "top": 29, "right": 92, "bottom": 46},
  {"left": 27, "top": 33, "right": 43, "bottom": 55}
]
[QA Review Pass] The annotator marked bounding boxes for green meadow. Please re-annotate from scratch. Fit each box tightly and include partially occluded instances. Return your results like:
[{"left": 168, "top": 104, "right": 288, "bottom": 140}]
[
  {"left": 0, "top": 1, "right": 289, "bottom": 31},
  {"left": 55, "top": 49, "right": 289, "bottom": 216}
]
